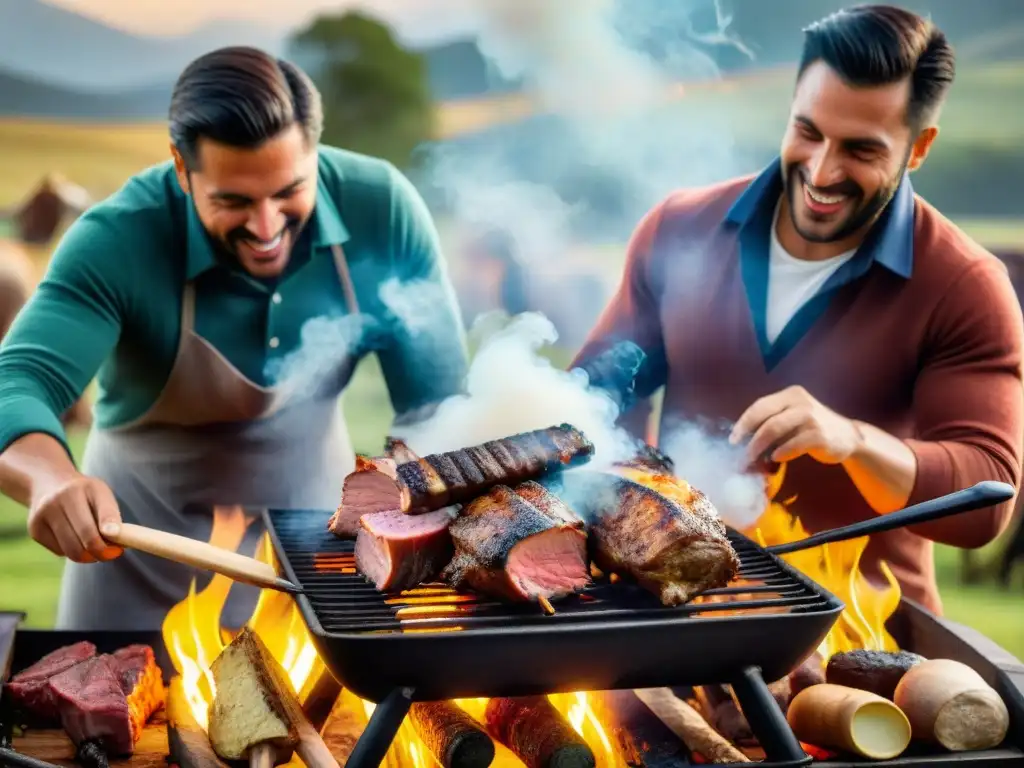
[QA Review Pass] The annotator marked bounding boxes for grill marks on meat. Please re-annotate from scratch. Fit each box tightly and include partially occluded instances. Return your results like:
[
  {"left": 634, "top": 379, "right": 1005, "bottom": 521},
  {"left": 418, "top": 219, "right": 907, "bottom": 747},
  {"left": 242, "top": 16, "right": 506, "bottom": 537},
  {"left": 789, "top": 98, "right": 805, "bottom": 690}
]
[
  {"left": 333, "top": 425, "right": 595, "bottom": 535},
  {"left": 560, "top": 472, "right": 739, "bottom": 606},
  {"left": 6, "top": 641, "right": 96, "bottom": 720},
  {"left": 441, "top": 482, "right": 589, "bottom": 603},
  {"left": 47, "top": 645, "right": 164, "bottom": 756},
  {"left": 354, "top": 507, "right": 458, "bottom": 592}
]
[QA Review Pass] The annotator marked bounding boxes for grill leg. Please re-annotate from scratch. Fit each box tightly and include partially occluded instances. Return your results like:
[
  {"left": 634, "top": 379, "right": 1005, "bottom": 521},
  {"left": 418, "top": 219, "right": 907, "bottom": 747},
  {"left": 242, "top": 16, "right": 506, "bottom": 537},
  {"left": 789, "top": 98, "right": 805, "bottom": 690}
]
[
  {"left": 344, "top": 687, "right": 415, "bottom": 768},
  {"left": 730, "top": 666, "right": 811, "bottom": 766}
]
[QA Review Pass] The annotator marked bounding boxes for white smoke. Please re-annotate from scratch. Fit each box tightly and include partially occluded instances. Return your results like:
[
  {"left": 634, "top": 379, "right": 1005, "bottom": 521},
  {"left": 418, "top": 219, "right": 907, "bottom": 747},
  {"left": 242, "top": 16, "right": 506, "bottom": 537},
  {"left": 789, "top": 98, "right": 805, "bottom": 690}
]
[
  {"left": 264, "top": 313, "right": 374, "bottom": 400},
  {"left": 395, "top": 311, "right": 640, "bottom": 469}
]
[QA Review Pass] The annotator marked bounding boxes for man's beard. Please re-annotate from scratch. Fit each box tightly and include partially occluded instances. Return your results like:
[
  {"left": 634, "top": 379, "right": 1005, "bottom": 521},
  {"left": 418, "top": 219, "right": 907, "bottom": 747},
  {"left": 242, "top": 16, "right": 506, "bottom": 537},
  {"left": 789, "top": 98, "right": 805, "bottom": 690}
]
[{"left": 782, "top": 160, "right": 906, "bottom": 244}]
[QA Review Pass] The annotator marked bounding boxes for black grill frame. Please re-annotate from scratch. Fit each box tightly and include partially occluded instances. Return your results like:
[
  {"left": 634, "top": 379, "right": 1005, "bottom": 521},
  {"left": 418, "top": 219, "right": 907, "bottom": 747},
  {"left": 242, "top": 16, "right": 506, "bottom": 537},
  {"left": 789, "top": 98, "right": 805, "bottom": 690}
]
[{"left": 265, "top": 507, "right": 844, "bottom": 704}]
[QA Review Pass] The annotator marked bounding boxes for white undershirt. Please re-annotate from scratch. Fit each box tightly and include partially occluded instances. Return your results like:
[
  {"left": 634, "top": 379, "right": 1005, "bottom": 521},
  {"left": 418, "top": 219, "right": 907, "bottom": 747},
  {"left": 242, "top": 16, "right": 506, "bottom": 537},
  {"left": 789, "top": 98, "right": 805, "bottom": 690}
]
[{"left": 765, "top": 205, "right": 857, "bottom": 344}]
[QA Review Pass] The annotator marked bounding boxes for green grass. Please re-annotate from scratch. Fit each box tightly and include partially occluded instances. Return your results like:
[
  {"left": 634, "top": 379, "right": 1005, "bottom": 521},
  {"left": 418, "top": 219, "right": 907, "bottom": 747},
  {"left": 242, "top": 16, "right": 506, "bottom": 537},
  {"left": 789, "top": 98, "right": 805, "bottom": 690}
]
[{"left": 1, "top": 353, "right": 1021, "bottom": 661}]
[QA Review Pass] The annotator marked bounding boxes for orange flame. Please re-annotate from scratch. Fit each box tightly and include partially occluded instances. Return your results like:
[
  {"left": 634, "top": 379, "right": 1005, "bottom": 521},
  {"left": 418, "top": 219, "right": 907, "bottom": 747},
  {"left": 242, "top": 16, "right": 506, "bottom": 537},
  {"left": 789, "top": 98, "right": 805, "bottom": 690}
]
[
  {"left": 161, "top": 508, "right": 627, "bottom": 767},
  {"left": 749, "top": 463, "right": 901, "bottom": 658}
]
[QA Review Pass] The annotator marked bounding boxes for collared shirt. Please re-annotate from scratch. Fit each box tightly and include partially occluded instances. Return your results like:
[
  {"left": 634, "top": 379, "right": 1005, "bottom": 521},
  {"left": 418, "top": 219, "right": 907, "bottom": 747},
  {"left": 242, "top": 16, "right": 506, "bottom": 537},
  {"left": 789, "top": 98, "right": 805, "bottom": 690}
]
[
  {"left": 0, "top": 146, "right": 469, "bottom": 454},
  {"left": 572, "top": 158, "right": 1023, "bottom": 615}
]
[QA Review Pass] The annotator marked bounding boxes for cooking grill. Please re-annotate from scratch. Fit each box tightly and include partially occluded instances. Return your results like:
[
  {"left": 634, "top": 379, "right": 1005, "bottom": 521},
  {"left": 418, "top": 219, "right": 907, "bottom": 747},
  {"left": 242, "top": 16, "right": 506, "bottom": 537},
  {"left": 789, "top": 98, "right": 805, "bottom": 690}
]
[{"left": 263, "top": 480, "right": 1013, "bottom": 768}]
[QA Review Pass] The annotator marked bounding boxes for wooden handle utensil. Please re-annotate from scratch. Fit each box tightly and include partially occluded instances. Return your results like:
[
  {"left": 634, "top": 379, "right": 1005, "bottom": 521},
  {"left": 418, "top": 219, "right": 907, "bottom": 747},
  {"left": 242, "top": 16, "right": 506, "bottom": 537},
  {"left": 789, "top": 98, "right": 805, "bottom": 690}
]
[{"left": 103, "top": 522, "right": 303, "bottom": 594}]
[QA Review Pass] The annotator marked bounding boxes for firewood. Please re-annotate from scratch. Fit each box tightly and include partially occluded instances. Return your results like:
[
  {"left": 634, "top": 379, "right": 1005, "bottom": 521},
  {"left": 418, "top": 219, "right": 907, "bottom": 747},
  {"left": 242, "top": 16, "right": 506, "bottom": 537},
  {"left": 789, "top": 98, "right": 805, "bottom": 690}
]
[
  {"left": 166, "top": 677, "right": 231, "bottom": 768},
  {"left": 319, "top": 691, "right": 366, "bottom": 765},
  {"left": 208, "top": 628, "right": 338, "bottom": 768},
  {"left": 634, "top": 688, "right": 749, "bottom": 764},
  {"left": 591, "top": 690, "right": 688, "bottom": 767}
]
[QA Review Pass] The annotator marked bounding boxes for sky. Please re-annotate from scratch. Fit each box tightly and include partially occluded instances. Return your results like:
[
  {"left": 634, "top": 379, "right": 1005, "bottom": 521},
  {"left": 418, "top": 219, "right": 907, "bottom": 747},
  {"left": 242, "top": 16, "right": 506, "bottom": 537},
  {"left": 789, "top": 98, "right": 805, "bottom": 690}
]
[{"left": 44, "top": 0, "right": 480, "bottom": 41}]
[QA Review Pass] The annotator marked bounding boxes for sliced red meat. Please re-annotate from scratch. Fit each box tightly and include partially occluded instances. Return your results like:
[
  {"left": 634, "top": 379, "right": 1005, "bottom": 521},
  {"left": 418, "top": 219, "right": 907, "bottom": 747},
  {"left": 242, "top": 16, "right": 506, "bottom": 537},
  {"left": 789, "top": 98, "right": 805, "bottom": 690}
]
[
  {"left": 440, "top": 484, "right": 590, "bottom": 604},
  {"left": 48, "top": 655, "right": 135, "bottom": 755},
  {"left": 328, "top": 455, "right": 409, "bottom": 537},
  {"left": 6, "top": 640, "right": 96, "bottom": 721},
  {"left": 354, "top": 507, "right": 457, "bottom": 592}
]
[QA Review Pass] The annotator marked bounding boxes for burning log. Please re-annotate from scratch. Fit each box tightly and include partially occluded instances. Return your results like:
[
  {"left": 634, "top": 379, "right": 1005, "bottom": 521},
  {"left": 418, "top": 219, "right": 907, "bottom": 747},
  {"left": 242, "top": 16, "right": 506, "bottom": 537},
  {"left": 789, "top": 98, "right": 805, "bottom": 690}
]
[
  {"left": 208, "top": 628, "right": 336, "bottom": 768},
  {"left": 692, "top": 685, "right": 754, "bottom": 747},
  {"left": 318, "top": 691, "right": 366, "bottom": 765},
  {"left": 787, "top": 683, "right": 911, "bottom": 760},
  {"left": 166, "top": 677, "right": 230, "bottom": 768},
  {"left": 894, "top": 659, "right": 1010, "bottom": 751},
  {"left": 484, "top": 696, "right": 596, "bottom": 768},
  {"left": 408, "top": 701, "right": 495, "bottom": 768},
  {"left": 825, "top": 649, "right": 925, "bottom": 700},
  {"left": 633, "top": 688, "right": 749, "bottom": 764},
  {"left": 591, "top": 690, "right": 689, "bottom": 767}
]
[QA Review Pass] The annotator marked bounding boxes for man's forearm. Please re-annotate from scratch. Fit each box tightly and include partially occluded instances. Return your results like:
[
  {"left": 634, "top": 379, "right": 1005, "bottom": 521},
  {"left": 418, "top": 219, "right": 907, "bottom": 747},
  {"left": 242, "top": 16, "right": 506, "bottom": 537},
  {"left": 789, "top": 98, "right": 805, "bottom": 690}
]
[
  {"left": 0, "top": 433, "right": 79, "bottom": 508},
  {"left": 841, "top": 420, "right": 918, "bottom": 514}
]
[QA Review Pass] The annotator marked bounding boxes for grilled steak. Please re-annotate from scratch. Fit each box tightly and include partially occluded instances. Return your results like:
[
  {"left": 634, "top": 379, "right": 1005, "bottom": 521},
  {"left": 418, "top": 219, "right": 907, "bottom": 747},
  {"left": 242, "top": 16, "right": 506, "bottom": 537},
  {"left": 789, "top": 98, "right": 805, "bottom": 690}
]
[
  {"left": 384, "top": 436, "right": 420, "bottom": 463},
  {"left": 6, "top": 640, "right": 97, "bottom": 721},
  {"left": 555, "top": 472, "right": 739, "bottom": 606},
  {"left": 335, "top": 424, "right": 595, "bottom": 529},
  {"left": 354, "top": 507, "right": 458, "bottom": 592},
  {"left": 615, "top": 443, "right": 676, "bottom": 476},
  {"left": 441, "top": 482, "right": 590, "bottom": 604}
]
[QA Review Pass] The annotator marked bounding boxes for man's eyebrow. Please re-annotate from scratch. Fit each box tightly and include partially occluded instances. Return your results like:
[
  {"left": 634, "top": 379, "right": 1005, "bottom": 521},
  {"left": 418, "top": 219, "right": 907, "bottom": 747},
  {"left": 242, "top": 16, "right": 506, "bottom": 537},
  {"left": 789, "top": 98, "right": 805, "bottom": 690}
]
[
  {"left": 794, "top": 115, "right": 890, "bottom": 152},
  {"left": 209, "top": 178, "right": 308, "bottom": 202}
]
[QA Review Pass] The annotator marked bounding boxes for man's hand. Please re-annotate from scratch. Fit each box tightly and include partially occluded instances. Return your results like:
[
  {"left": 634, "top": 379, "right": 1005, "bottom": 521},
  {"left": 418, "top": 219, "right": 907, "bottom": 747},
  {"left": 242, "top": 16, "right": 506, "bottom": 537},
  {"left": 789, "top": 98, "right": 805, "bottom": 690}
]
[
  {"left": 27, "top": 475, "right": 124, "bottom": 563},
  {"left": 729, "top": 385, "right": 864, "bottom": 465}
]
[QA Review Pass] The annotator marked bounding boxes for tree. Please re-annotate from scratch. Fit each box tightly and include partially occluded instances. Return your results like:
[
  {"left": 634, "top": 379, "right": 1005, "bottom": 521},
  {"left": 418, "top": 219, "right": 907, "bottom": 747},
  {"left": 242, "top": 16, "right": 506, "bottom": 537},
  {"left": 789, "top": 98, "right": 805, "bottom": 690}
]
[{"left": 288, "top": 11, "right": 435, "bottom": 170}]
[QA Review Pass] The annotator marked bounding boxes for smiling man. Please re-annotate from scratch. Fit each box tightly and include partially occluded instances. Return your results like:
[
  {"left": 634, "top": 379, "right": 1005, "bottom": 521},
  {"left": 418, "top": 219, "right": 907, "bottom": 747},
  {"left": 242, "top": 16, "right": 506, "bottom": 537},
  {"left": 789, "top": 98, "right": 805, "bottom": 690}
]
[
  {"left": 573, "top": 5, "right": 1024, "bottom": 614},
  {"left": 0, "top": 47, "right": 468, "bottom": 629}
]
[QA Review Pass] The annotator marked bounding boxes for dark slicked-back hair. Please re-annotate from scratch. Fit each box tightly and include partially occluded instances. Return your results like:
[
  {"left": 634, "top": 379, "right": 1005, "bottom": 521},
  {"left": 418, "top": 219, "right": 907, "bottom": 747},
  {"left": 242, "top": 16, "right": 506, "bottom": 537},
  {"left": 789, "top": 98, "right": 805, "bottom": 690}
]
[
  {"left": 797, "top": 4, "right": 956, "bottom": 129},
  {"left": 169, "top": 46, "right": 323, "bottom": 170}
]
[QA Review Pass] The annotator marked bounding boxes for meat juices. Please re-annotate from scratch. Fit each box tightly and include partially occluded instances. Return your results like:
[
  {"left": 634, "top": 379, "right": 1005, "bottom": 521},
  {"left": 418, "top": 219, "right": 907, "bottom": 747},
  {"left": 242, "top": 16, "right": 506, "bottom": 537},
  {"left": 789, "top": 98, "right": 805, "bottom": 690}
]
[
  {"left": 441, "top": 482, "right": 590, "bottom": 603},
  {"left": 564, "top": 473, "right": 739, "bottom": 606},
  {"left": 354, "top": 507, "right": 459, "bottom": 592},
  {"left": 334, "top": 424, "right": 595, "bottom": 532}
]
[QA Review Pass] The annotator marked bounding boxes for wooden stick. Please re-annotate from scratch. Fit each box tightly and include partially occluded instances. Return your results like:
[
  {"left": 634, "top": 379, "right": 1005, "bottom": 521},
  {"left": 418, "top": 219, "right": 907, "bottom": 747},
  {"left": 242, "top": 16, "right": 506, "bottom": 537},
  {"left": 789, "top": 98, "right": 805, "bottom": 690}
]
[
  {"left": 538, "top": 596, "right": 555, "bottom": 615},
  {"left": 295, "top": 719, "right": 341, "bottom": 768},
  {"left": 248, "top": 744, "right": 274, "bottom": 768},
  {"left": 320, "top": 691, "right": 366, "bottom": 765},
  {"left": 104, "top": 523, "right": 302, "bottom": 593},
  {"left": 634, "top": 688, "right": 750, "bottom": 764}
]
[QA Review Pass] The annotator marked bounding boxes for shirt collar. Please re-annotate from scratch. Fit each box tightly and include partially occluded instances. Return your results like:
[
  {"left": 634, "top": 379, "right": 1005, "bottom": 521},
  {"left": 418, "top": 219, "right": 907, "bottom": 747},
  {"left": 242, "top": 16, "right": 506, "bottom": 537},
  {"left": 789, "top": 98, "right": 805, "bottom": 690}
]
[
  {"left": 185, "top": 155, "right": 351, "bottom": 281},
  {"left": 723, "top": 156, "right": 915, "bottom": 279}
]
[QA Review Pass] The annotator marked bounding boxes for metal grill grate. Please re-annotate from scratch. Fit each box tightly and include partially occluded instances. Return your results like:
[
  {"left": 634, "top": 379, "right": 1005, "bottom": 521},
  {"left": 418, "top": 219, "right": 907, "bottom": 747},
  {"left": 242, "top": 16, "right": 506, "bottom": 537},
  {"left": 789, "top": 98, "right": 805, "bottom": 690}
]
[{"left": 268, "top": 509, "right": 834, "bottom": 635}]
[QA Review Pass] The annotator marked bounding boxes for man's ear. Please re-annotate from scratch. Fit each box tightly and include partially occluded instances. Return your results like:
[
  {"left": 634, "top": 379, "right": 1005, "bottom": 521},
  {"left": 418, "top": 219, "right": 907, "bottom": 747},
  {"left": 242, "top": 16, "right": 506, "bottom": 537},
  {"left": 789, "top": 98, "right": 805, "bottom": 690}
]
[
  {"left": 170, "top": 144, "right": 191, "bottom": 194},
  {"left": 906, "top": 126, "right": 938, "bottom": 172}
]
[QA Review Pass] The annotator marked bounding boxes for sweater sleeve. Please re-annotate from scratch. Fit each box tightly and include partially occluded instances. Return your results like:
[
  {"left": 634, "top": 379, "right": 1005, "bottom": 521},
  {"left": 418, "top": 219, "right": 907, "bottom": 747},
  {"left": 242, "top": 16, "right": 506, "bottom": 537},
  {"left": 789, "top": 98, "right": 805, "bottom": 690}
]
[
  {"left": 903, "top": 259, "right": 1024, "bottom": 547},
  {"left": 570, "top": 198, "right": 670, "bottom": 408}
]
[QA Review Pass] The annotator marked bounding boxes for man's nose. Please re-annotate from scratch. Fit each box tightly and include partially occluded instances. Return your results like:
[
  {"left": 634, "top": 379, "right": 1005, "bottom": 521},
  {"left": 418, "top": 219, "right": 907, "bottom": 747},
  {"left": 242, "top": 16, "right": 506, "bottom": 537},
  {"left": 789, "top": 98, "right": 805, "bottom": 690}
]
[
  {"left": 247, "top": 202, "right": 284, "bottom": 241},
  {"left": 806, "top": 146, "right": 844, "bottom": 189}
]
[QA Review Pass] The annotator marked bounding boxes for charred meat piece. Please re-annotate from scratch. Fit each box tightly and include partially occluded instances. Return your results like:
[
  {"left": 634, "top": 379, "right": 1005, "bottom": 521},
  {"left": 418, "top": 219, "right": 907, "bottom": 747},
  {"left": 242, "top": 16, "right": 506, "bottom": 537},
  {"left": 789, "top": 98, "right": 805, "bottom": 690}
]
[
  {"left": 409, "top": 701, "right": 495, "bottom": 768},
  {"left": 614, "top": 443, "right": 676, "bottom": 476},
  {"left": 559, "top": 472, "right": 739, "bottom": 606},
  {"left": 515, "top": 480, "right": 585, "bottom": 530},
  {"left": 384, "top": 436, "right": 420, "bottom": 463},
  {"left": 336, "top": 424, "right": 594, "bottom": 526},
  {"left": 826, "top": 649, "right": 926, "bottom": 700},
  {"left": 485, "top": 696, "right": 596, "bottom": 768},
  {"left": 441, "top": 485, "right": 590, "bottom": 604},
  {"left": 354, "top": 507, "right": 458, "bottom": 592},
  {"left": 5, "top": 640, "right": 97, "bottom": 721}
]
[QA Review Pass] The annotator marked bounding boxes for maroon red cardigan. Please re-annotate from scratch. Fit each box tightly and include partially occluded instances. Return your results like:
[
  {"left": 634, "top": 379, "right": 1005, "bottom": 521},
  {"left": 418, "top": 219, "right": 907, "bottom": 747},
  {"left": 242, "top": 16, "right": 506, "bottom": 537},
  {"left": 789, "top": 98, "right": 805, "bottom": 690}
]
[{"left": 573, "top": 160, "right": 1024, "bottom": 615}]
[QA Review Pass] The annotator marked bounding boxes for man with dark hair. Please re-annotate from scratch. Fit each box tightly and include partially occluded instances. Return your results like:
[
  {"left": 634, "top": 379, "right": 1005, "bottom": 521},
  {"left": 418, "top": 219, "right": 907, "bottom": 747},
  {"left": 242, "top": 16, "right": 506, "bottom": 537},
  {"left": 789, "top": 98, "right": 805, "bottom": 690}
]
[
  {"left": 574, "top": 5, "right": 1024, "bottom": 614},
  {"left": 0, "top": 47, "right": 469, "bottom": 629}
]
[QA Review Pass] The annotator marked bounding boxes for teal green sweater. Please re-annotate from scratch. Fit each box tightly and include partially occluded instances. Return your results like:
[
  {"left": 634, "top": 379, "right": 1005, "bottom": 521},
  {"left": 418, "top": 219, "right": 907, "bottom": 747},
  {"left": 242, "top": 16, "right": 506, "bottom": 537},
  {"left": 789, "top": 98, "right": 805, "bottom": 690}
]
[{"left": 0, "top": 146, "right": 469, "bottom": 454}]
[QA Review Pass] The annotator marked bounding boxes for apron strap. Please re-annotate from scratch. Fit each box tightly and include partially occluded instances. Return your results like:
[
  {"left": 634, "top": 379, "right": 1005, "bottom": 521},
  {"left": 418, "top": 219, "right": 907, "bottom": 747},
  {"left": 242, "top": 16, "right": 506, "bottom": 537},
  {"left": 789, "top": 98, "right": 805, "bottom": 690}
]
[
  {"left": 181, "top": 282, "right": 196, "bottom": 333},
  {"left": 330, "top": 244, "right": 360, "bottom": 316}
]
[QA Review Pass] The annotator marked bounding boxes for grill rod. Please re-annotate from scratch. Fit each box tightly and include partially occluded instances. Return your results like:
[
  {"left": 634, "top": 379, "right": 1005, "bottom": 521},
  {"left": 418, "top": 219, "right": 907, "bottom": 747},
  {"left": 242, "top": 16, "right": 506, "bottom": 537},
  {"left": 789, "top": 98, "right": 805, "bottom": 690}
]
[{"left": 766, "top": 481, "right": 1013, "bottom": 555}]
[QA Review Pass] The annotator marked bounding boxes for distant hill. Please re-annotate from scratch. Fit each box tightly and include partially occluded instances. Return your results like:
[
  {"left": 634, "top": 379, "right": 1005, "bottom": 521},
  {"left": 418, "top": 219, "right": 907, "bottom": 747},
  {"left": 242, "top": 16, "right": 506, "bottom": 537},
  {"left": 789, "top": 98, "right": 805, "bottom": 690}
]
[{"left": 0, "top": 69, "right": 170, "bottom": 121}]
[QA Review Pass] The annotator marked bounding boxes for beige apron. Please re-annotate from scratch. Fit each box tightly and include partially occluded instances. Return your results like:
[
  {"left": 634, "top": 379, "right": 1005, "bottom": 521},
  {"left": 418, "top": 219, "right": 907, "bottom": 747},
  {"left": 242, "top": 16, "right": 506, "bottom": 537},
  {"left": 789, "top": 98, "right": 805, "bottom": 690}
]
[{"left": 55, "top": 246, "right": 361, "bottom": 630}]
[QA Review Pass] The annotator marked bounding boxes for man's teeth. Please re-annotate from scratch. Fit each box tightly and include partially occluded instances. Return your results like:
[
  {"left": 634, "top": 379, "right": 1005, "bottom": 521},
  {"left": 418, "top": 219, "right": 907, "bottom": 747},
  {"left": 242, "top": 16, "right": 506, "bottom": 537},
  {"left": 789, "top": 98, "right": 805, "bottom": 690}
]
[
  {"left": 806, "top": 186, "right": 845, "bottom": 205},
  {"left": 250, "top": 234, "right": 283, "bottom": 252}
]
